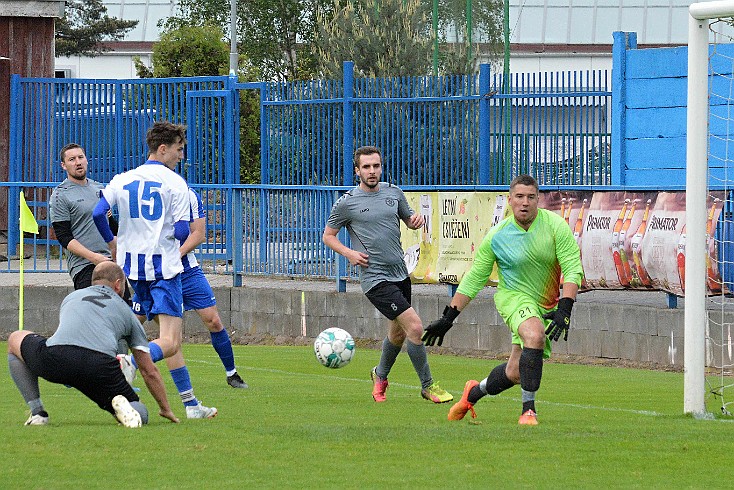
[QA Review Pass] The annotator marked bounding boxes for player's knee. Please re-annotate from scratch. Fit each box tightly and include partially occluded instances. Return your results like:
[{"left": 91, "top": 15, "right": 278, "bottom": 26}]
[
  {"left": 170, "top": 337, "right": 182, "bottom": 353},
  {"left": 158, "top": 338, "right": 181, "bottom": 358},
  {"left": 130, "top": 401, "right": 149, "bottom": 425},
  {"left": 8, "top": 331, "right": 29, "bottom": 355},
  {"left": 204, "top": 316, "right": 224, "bottom": 332},
  {"left": 389, "top": 329, "right": 406, "bottom": 345},
  {"left": 406, "top": 323, "right": 423, "bottom": 342},
  {"left": 505, "top": 363, "right": 521, "bottom": 384},
  {"left": 519, "top": 347, "right": 544, "bottom": 392},
  {"left": 520, "top": 323, "right": 546, "bottom": 349}
]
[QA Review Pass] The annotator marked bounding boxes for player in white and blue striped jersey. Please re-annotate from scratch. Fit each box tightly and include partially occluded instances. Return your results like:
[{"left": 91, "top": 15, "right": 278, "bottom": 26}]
[
  {"left": 170, "top": 188, "right": 248, "bottom": 388},
  {"left": 93, "top": 121, "right": 217, "bottom": 419}
]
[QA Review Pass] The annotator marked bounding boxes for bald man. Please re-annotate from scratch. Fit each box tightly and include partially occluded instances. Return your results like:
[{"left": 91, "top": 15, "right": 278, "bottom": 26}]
[{"left": 8, "top": 261, "right": 179, "bottom": 427}]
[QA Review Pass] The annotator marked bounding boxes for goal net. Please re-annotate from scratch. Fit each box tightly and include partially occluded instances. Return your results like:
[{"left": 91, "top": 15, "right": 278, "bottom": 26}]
[{"left": 687, "top": 1, "right": 734, "bottom": 417}]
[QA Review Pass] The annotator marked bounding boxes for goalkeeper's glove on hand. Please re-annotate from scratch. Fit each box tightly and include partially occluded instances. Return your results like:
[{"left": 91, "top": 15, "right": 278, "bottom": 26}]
[
  {"left": 543, "top": 297, "right": 574, "bottom": 342},
  {"left": 422, "top": 305, "right": 460, "bottom": 346}
]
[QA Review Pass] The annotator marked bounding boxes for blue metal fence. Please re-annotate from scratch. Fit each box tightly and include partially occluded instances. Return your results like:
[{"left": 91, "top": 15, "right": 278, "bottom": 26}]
[
  {"left": 261, "top": 62, "right": 611, "bottom": 187},
  {"left": 7, "top": 75, "right": 237, "bottom": 261},
  {"left": 6, "top": 64, "right": 612, "bottom": 284}
]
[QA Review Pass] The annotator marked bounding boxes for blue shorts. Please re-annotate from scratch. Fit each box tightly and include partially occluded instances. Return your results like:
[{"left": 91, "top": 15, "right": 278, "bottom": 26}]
[
  {"left": 130, "top": 275, "right": 184, "bottom": 321},
  {"left": 182, "top": 266, "right": 216, "bottom": 311}
]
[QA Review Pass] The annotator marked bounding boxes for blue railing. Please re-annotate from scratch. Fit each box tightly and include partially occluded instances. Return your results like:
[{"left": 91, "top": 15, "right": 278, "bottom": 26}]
[
  {"left": 6, "top": 64, "right": 613, "bottom": 283},
  {"left": 261, "top": 63, "right": 611, "bottom": 187}
]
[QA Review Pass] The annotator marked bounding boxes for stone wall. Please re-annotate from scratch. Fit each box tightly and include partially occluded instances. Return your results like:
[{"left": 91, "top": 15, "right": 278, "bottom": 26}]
[{"left": 1, "top": 284, "right": 703, "bottom": 368}]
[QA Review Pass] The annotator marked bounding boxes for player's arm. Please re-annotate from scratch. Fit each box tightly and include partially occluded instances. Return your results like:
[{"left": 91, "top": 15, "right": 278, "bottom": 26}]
[
  {"left": 402, "top": 213, "right": 424, "bottom": 230},
  {"left": 423, "top": 231, "right": 497, "bottom": 346},
  {"left": 555, "top": 218, "right": 583, "bottom": 294},
  {"left": 131, "top": 348, "right": 179, "bottom": 423},
  {"left": 93, "top": 196, "right": 113, "bottom": 242},
  {"left": 322, "top": 225, "right": 368, "bottom": 267},
  {"left": 456, "top": 230, "right": 498, "bottom": 299},
  {"left": 52, "top": 220, "right": 111, "bottom": 264},
  {"left": 51, "top": 189, "right": 111, "bottom": 264},
  {"left": 543, "top": 221, "right": 582, "bottom": 341},
  {"left": 396, "top": 190, "right": 423, "bottom": 230},
  {"left": 179, "top": 217, "right": 205, "bottom": 257},
  {"left": 180, "top": 189, "right": 205, "bottom": 256},
  {"left": 92, "top": 196, "right": 118, "bottom": 260}
]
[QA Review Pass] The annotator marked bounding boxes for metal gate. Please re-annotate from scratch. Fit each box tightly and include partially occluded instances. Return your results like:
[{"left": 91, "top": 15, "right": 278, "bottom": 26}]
[{"left": 184, "top": 88, "right": 240, "bottom": 280}]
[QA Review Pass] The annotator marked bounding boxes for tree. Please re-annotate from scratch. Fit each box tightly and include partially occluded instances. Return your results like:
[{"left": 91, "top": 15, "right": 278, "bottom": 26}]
[
  {"left": 134, "top": 25, "right": 261, "bottom": 184},
  {"left": 55, "top": 0, "right": 138, "bottom": 57},
  {"left": 315, "top": 0, "right": 433, "bottom": 78},
  {"left": 164, "top": 0, "right": 333, "bottom": 82},
  {"left": 438, "top": 0, "right": 503, "bottom": 74},
  {"left": 134, "top": 25, "right": 230, "bottom": 78},
  {"left": 314, "top": 0, "right": 503, "bottom": 77}
]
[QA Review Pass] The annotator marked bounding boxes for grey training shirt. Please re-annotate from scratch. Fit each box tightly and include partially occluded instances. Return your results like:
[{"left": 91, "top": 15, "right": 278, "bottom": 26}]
[
  {"left": 49, "top": 178, "right": 111, "bottom": 280},
  {"left": 327, "top": 182, "right": 414, "bottom": 293},
  {"left": 46, "top": 284, "right": 149, "bottom": 358}
]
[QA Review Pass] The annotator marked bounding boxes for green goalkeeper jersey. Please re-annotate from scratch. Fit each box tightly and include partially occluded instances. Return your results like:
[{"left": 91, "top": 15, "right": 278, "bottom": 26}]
[{"left": 457, "top": 208, "right": 583, "bottom": 310}]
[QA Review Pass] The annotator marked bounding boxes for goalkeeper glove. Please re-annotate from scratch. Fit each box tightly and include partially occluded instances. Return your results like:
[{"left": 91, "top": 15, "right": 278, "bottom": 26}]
[
  {"left": 543, "top": 297, "right": 574, "bottom": 342},
  {"left": 422, "top": 305, "right": 460, "bottom": 347}
]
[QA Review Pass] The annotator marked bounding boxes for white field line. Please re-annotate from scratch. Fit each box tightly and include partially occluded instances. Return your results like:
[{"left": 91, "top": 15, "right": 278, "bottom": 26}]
[{"left": 187, "top": 356, "right": 677, "bottom": 418}]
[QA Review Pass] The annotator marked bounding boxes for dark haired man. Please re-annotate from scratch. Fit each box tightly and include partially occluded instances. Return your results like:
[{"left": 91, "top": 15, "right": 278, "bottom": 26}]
[
  {"left": 323, "top": 146, "right": 453, "bottom": 404},
  {"left": 93, "top": 120, "right": 217, "bottom": 419},
  {"left": 50, "top": 143, "right": 114, "bottom": 290},
  {"left": 423, "top": 174, "right": 583, "bottom": 425}
]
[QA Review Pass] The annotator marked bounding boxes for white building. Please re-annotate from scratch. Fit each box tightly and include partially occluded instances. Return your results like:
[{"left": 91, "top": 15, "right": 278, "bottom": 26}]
[
  {"left": 55, "top": 0, "right": 178, "bottom": 78},
  {"left": 56, "top": 0, "right": 700, "bottom": 80}
]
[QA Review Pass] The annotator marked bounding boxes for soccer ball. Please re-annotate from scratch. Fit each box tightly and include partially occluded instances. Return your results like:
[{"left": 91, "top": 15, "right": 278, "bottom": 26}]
[{"left": 314, "top": 327, "right": 355, "bottom": 368}]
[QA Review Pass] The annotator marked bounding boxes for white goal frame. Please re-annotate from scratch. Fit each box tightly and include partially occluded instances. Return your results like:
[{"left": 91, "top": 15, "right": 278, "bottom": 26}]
[{"left": 686, "top": 0, "right": 734, "bottom": 415}]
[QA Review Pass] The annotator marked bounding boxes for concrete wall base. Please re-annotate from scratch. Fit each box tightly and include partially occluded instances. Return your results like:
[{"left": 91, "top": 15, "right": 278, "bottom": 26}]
[{"left": 0, "top": 285, "right": 699, "bottom": 368}]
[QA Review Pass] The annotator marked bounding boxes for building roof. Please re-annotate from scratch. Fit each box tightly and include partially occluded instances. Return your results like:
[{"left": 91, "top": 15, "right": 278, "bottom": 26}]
[
  {"left": 103, "top": 0, "right": 716, "bottom": 46},
  {"left": 101, "top": 0, "right": 178, "bottom": 43},
  {"left": 508, "top": 0, "right": 696, "bottom": 45},
  {"left": 0, "top": 0, "right": 65, "bottom": 18}
]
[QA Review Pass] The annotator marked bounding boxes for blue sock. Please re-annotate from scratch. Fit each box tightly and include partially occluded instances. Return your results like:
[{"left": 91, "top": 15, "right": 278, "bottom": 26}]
[
  {"left": 169, "top": 366, "right": 199, "bottom": 407},
  {"left": 210, "top": 329, "right": 236, "bottom": 373},
  {"left": 129, "top": 342, "right": 164, "bottom": 369}
]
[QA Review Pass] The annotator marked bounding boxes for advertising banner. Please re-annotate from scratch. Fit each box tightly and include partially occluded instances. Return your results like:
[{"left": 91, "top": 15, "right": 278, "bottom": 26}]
[
  {"left": 402, "top": 190, "right": 726, "bottom": 296},
  {"left": 402, "top": 192, "right": 509, "bottom": 285}
]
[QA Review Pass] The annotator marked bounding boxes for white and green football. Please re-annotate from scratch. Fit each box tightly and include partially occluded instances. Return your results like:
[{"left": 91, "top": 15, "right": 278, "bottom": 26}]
[{"left": 314, "top": 327, "right": 355, "bottom": 368}]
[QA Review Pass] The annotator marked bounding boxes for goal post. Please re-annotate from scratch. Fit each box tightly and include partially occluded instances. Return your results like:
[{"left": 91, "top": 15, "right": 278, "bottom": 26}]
[{"left": 686, "top": 1, "right": 734, "bottom": 416}]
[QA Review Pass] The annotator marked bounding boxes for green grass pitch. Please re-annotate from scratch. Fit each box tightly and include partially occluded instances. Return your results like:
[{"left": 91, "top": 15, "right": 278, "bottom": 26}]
[{"left": 2, "top": 342, "right": 734, "bottom": 488}]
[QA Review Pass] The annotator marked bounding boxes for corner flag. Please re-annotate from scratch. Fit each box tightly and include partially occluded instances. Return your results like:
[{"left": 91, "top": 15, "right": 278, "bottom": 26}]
[
  {"left": 20, "top": 192, "right": 38, "bottom": 234},
  {"left": 19, "top": 191, "right": 38, "bottom": 330}
]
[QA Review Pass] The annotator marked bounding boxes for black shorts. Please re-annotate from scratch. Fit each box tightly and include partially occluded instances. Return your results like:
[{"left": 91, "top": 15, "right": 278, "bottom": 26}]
[
  {"left": 73, "top": 264, "right": 133, "bottom": 306},
  {"left": 20, "top": 334, "right": 138, "bottom": 414},
  {"left": 365, "top": 278, "right": 412, "bottom": 321}
]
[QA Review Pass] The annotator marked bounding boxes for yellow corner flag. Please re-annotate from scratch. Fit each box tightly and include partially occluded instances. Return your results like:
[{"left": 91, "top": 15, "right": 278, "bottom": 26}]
[
  {"left": 20, "top": 191, "right": 39, "bottom": 234},
  {"left": 19, "top": 191, "right": 38, "bottom": 330}
]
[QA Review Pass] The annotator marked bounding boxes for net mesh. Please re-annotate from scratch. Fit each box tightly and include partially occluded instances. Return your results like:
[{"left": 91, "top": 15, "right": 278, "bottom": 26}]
[{"left": 705, "top": 18, "right": 734, "bottom": 415}]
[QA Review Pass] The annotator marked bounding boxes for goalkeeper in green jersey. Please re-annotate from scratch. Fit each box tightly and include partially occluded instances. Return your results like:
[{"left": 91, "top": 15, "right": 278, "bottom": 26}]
[{"left": 422, "top": 174, "right": 583, "bottom": 425}]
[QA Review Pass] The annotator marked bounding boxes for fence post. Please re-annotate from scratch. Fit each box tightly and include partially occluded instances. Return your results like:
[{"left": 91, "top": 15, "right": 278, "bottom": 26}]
[
  {"left": 259, "top": 82, "right": 269, "bottom": 271},
  {"left": 336, "top": 62, "right": 355, "bottom": 292},
  {"left": 479, "top": 64, "right": 491, "bottom": 185},
  {"left": 611, "top": 31, "right": 636, "bottom": 187},
  {"left": 227, "top": 75, "right": 244, "bottom": 287},
  {"left": 7, "top": 75, "right": 21, "bottom": 257},
  {"left": 343, "top": 61, "right": 354, "bottom": 186},
  {"left": 115, "top": 80, "right": 125, "bottom": 175}
]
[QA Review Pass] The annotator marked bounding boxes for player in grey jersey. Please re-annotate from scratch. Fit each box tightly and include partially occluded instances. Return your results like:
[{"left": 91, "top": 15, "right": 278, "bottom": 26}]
[
  {"left": 7, "top": 262, "right": 178, "bottom": 427},
  {"left": 322, "top": 145, "right": 453, "bottom": 404},
  {"left": 50, "top": 144, "right": 115, "bottom": 290}
]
